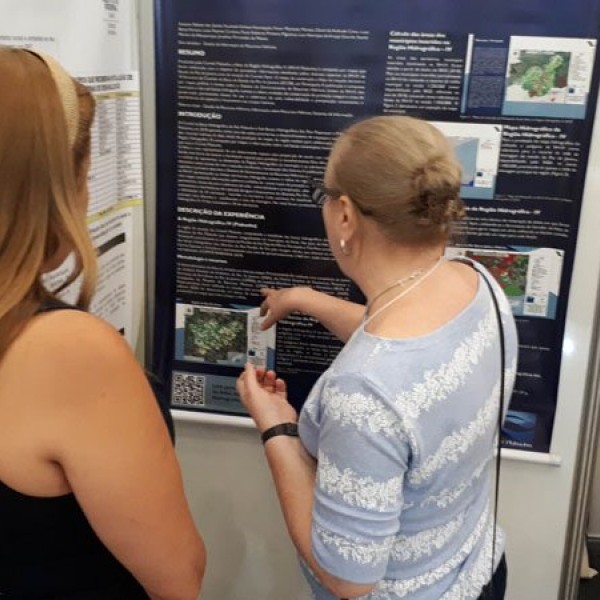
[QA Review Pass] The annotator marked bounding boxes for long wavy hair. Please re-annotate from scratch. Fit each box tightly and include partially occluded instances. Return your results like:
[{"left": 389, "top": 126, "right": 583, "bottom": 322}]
[{"left": 0, "top": 47, "right": 97, "bottom": 358}]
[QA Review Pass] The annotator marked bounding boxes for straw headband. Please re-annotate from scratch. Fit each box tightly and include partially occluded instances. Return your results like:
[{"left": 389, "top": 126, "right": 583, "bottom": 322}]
[{"left": 26, "top": 49, "right": 79, "bottom": 146}]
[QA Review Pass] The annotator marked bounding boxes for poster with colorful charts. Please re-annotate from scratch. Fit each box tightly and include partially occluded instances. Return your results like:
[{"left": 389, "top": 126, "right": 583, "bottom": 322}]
[
  {"left": 446, "top": 247, "right": 564, "bottom": 319},
  {"left": 503, "top": 36, "right": 597, "bottom": 119},
  {"left": 430, "top": 121, "right": 502, "bottom": 200}
]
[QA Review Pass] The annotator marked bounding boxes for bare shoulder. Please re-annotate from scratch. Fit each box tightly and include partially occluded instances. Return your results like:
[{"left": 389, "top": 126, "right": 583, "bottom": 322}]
[
  {"left": 22, "top": 309, "right": 130, "bottom": 358},
  {"left": 367, "top": 260, "right": 480, "bottom": 338},
  {"left": 6, "top": 309, "right": 140, "bottom": 389},
  {"left": 0, "top": 309, "right": 155, "bottom": 468},
  {"left": 428, "top": 259, "right": 480, "bottom": 315},
  {"left": 444, "top": 259, "right": 480, "bottom": 291}
]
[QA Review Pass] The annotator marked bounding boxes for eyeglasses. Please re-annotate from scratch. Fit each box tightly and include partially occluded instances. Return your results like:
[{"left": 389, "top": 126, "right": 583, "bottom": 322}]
[
  {"left": 307, "top": 178, "right": 374, "bottom": 216},
  {"left": 308, "top": 178, "right": 341, "bottom": 207}
]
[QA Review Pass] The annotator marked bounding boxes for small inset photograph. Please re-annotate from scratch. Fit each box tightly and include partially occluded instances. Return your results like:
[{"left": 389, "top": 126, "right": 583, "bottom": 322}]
[
  {"left": 466, "top": 251, "right": 529, "bottom": 298},
  {"left": 430, "top": 121, "right": 502, "bottom": 200},
  {"left": 503, "top": 36, "right": 596, "bottom": 119},
  {"left": 446, "top": 247, "right": 563, "bottom": 319},
  {"left": 174, "top": 303, "right": 276, "bottom": 369},
  {"left": 182, "top": 306, "right": 247, "bottom": 366},
  {"left": 502, "top": 410, "right": 537, "bottom": 449},
  {"left": 508, "top": 51, "right": 570, "bottom": 99}
]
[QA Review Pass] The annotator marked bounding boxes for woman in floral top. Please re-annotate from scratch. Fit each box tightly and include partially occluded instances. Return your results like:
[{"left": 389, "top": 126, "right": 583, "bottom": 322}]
[{"left": 237, "top": 116, "right": 517, "bottom": 600}]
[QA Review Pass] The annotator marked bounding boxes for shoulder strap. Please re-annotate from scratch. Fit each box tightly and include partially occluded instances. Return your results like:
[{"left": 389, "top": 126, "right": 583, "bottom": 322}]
[
  {"left": 35, "top": 299, "right": 82, "bottom": 315},
  {"left": 452, "top": 258, "right": 505, "bottom": 595},
  {"left": 479, "top": 271, "right": 505, "bottom": 584}
]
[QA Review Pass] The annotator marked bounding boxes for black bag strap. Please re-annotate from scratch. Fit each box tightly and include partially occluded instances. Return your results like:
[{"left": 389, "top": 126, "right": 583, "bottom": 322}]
[
  {"left": 452, "top": 259, "right": 505, "bottom": 598},
  {"left": 480, "top": 270, "right": 505, "bottom": 590}
]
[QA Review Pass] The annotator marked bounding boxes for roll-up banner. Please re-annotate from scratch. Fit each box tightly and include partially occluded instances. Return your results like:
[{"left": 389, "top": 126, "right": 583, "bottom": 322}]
[{"left": 153, "top": 0, "right": 600, "bottom": 454}]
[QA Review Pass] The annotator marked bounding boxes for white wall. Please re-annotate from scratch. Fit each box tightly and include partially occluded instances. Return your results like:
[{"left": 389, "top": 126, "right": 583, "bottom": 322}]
[{"left": 175, "top": 421, "right": 311, "bottom": 600}]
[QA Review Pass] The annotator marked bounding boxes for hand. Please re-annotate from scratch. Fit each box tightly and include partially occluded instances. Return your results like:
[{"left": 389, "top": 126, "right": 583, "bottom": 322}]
[
  {"left": 236, "top": 363, "right": 297, "bottom": 433},
  {"left": 254, "top": 367, "right": 284, "bottom": 393},
  {"left": 259, "top": 287, "right": 310, "bottom": 330}
]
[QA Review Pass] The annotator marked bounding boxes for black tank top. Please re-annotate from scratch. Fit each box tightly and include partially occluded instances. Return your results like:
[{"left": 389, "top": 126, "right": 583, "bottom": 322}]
[{"left": 0, "top": 302, "right": 173, "bottom": 599}]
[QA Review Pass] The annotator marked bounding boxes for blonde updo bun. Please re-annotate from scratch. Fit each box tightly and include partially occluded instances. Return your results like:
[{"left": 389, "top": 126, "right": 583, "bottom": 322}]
[
  {"left": 411, "top": 154, "right": 465, "bottom": 227},
  {"left": 328, "top": 116, "right": 465, "bottom": 245}
]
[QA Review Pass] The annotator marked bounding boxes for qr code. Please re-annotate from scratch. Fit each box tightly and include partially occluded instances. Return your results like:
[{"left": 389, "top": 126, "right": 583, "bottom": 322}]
[{"left": 172, "top": 372, "right": 206, "bottom": 407}]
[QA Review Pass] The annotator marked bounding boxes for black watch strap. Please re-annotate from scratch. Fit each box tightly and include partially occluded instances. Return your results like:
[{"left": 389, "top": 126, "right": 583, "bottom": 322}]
[{"left": 261, "top": 422, "right": 299, "bottom": 445}]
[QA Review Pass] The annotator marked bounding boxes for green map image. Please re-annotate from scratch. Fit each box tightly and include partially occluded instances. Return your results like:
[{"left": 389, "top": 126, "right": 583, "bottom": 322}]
[
  {"left": 509, "top": 51, "right": 570, "bottom": 98},
  {"left": 467, "top": 252, "right": 529, "bottom": 297},
  {"left": 184, "top": 310, "right": 247, "bottom": 363}
]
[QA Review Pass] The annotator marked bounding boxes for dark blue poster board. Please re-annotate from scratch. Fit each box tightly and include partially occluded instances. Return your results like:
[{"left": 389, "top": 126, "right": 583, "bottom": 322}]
[{"left": 153, "top": 0, "right": 600, "bottom": 453}]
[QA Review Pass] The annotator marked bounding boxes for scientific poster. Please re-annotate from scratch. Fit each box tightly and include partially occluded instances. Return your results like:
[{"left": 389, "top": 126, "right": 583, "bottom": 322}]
[
  {"left": 1, "top": 0, "right": 142, "bottom": 346},
  {"left": 154, "top": 0, "right": 600, "bottom": 452}
]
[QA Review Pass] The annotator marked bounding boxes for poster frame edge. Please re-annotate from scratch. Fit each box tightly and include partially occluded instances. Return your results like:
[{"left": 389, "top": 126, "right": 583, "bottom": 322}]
[{"left": 171, "top": 409, "right": 256, "bottom": 429}]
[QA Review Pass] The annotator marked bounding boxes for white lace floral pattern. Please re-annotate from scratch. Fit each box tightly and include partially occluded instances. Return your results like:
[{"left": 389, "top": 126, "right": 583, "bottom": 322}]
[
  {"left": 365, "top": 339, "right": 394, "bottom": 367},
  {"left": 504, "top": 358, "right": 518, "bottom": 410},
  {"left": 390, "top": 512, "right": 466, "bottom": 563},
  {"left": 366, "top": 507, "right": 491, "bottom": 599},
  {"left": 394, "top": 308, "right": 497, "bottom": 421},
  {"left": 303, "top": 394, "right": 319, "bottom": 423},
  {"left": 318, "top": 451, "right": 403, "bottom": 512},
  {"left": 322, "top": 384, "right": 406, "bottom": 438},
  {"left": 408, "top": 385, "right": 499, "bottom": 486},
  {"left": 439, "top": 524, "right": 505, "bottom": 600},
  {"left": 420, "top": 457, "right": 489, "bottom": 509},
  {"left": 315, "top": 524, "right": 394, "bottom": 566}
]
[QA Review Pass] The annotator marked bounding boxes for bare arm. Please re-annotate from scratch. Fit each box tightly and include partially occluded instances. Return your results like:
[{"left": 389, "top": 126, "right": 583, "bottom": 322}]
[
  {"left": 237, "top": 365, "right": 376, "bottom": 599},
  {"left": 260, "top": 287, "right": 364, "bottom": 343},
  {"left": 31, "top": 312, "right": 205, "bottom": 600}
]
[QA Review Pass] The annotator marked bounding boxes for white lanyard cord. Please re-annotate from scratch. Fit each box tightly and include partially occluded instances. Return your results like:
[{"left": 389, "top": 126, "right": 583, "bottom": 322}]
[{"left": 363, "top": 257, "right": 445, "bottom": 329}]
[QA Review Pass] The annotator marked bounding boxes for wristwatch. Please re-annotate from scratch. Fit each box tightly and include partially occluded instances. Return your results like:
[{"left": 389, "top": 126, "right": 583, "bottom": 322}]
[{"left": 261, "top": 422, "right": 299, "bottom": 445}]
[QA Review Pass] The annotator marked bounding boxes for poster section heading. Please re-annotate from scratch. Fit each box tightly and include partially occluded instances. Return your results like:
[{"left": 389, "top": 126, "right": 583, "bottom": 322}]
[{"left": 153, "top": 3, "right": 600, "bottom": 452}]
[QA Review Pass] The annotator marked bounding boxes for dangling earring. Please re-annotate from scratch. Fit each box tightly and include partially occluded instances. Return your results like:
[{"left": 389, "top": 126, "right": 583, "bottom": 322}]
[{"left": 340, "top": 239, "right": 351, "bottom": 256}]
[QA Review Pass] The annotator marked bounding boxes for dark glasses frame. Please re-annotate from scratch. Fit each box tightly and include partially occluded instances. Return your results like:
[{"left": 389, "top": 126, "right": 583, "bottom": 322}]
[
  {"left": 307, "top": 178, "right": 374, "bottom": 216},
  {"left": 308, "top": 178, "right": 342, "bottom": 207}
]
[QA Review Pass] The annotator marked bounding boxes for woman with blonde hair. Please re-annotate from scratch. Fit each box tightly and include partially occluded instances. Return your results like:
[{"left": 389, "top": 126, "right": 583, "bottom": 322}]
[
  {"left": 0, "top": 47, "right": 205, "bottom": 599},
  {"left": 237, "top": 116, "right": 517, "bottom": 599}
]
